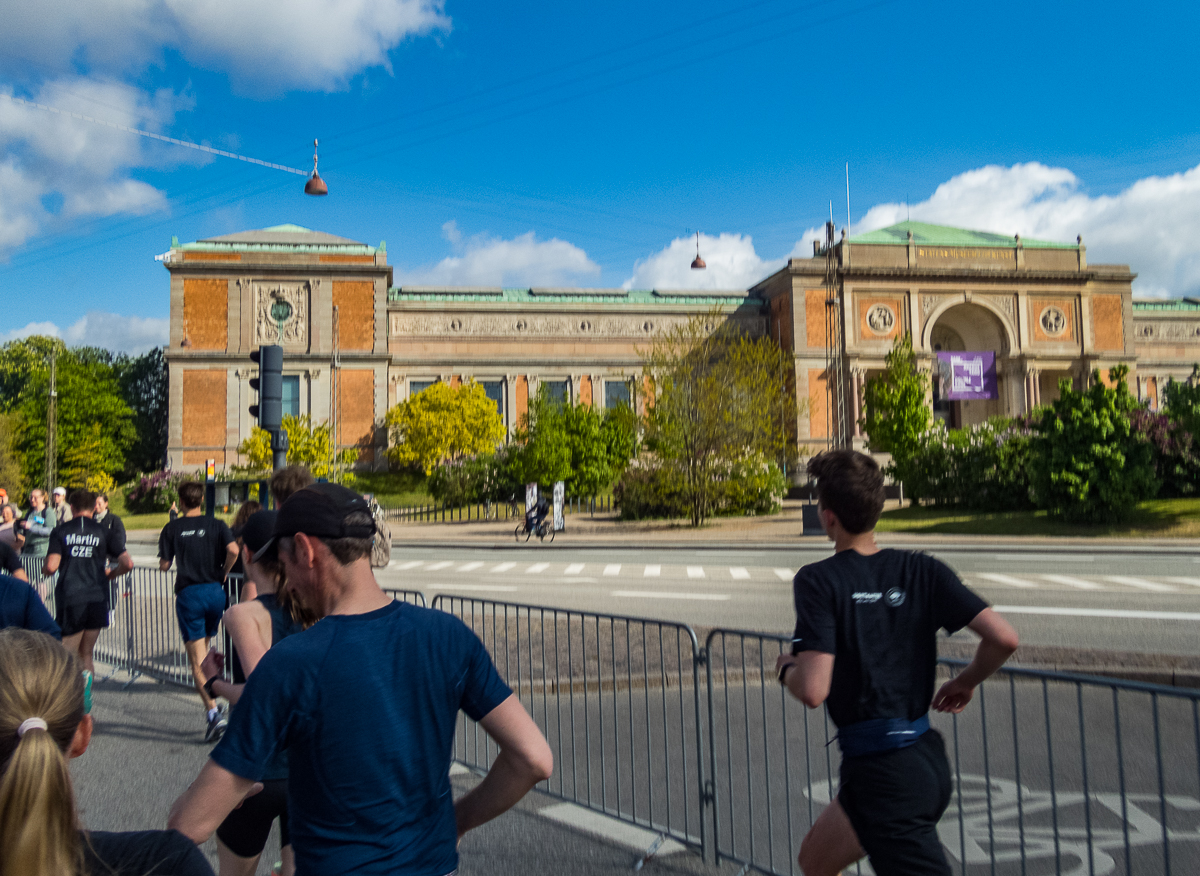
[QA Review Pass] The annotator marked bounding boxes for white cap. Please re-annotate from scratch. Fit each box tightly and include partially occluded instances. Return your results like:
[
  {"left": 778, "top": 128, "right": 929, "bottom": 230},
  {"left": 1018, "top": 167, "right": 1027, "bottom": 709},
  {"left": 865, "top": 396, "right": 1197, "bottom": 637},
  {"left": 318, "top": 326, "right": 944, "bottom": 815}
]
[{"left": 53, "top": 487, "right": 66, "bottom": 496}]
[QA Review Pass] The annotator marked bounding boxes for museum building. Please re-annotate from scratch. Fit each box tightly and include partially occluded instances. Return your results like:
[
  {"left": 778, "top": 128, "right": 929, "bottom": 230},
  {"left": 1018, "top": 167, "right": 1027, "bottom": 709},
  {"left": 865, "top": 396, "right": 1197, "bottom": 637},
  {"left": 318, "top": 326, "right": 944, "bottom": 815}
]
[{"left": 164, "top": 222, "right": 1200, "bottom": 471}]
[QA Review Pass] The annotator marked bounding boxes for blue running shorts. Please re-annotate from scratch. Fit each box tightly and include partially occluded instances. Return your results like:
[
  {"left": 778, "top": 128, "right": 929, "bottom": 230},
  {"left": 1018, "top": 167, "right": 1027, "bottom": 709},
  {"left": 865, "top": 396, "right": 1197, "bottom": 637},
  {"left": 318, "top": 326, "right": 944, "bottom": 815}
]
[{"left": 175, "top": 582, "right": 227, "bottom": 643}]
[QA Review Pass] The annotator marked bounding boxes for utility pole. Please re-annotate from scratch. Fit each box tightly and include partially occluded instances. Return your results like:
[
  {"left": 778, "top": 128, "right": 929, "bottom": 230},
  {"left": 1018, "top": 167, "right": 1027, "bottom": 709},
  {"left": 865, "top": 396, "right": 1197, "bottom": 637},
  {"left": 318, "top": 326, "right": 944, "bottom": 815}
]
[
  {"left": 823, "top": 220, "right": 849, "bottom": 449},
  {"left": 45, "top": 350, "right": 58, "bottom": 492}
]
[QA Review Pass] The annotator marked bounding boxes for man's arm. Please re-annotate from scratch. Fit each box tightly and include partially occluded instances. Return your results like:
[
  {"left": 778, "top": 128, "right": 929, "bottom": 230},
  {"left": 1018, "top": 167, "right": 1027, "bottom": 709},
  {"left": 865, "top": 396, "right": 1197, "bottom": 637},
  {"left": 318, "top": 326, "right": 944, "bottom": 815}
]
[
  {"left": 107, "top": 551, "right": 134, "bottom": 579},
  {"left": 775, "top": 651, "right": 835, "bottom": 709},
  {"left": 167, "top": 759, "right": 257, "bottom": 843},
  {"left": 222, "top": 541, "right": 238, "bottom": 578},
  {"left": 454, "top": 694, "right": 553, "bottom": 838},
  {"left": 932, "top": 608, "right": 1019, "bottom": 714},
  {"left": 43, "top": 552, "right": 61, "bottom": 575}
]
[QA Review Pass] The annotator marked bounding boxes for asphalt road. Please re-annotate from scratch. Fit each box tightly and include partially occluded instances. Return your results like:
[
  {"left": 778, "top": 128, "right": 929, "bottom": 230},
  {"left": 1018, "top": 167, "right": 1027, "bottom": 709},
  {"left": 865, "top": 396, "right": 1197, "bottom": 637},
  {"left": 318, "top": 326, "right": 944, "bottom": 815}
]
[{"left": 371, "top": 544, "right": 1200, "bottom": 656}]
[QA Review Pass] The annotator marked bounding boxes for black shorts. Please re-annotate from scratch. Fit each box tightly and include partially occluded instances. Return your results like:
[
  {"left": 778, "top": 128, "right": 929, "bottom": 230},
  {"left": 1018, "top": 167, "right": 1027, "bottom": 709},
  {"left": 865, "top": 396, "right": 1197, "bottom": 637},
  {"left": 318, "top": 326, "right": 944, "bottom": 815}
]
[
  {"left": 57, "top": 601, "right": 109, "bottom": 637},
  {"left": 216, "top": 778, "right": 289, "bottom": 858},
  {"left": 837, "top": 729, "right": 953, "bottom": 876}
]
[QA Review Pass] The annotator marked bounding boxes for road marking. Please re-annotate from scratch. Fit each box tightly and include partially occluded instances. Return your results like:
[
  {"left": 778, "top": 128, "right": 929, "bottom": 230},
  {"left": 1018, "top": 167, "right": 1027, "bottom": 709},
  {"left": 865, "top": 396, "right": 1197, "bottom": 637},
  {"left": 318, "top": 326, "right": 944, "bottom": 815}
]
[
  {"left": 393, "top": 560, "right": 423, "bottom": 570},
  {"left": 644, "top": 565, "right": 661, "bottom": 577},
  {"left": 994, "top": 605, "right": 1200, "bottom": 621},
  {"left": 564, "top": 564, "right": 585, "bottom": 575},
  {"left": 1040, "top": 574, "right": 1103, "bottom": 590},
  {"left": 526, "top": 563, "right": 549, "bottom": 574},
  {"left": 538, "top": 802, "right": 686, "bottom": 856},
  {"left": 1168, "top": 577, "right": 1200, "bottom": 588},
  {"left": 603, "top": 564, "right": 621, "bottom": 576},
  {"left": 425, "top": 561, "right": 454, "bottom": 571},
  {"left": 730, "top": 567, "right": 750, "bottom": 579},
  {"left": 976, "top": 573, "right": 1037, "bottom": 589},
  {"left": 774, "top": 568, "right": 793, "bottom": 581},
  {"left": 1104, "top": 575, "right": 1176, "bottom": 593},
  {"left": 457, "top": 562, "right": 484, "bottom": 572},
  {"left": 439, "top": 584, "right": 518, "bottom": 592},
  {"left": 992, "top": 554, "right": 1094, "bottom": 563},
  {"left": 687, "top": 566, "right": 705, "bottom": 578},
  {"left": 612, "top": 590, "right": 730, "bottom": 601},
  {"left": 490, "top": 562, "right": 516, "bottom": 573}
]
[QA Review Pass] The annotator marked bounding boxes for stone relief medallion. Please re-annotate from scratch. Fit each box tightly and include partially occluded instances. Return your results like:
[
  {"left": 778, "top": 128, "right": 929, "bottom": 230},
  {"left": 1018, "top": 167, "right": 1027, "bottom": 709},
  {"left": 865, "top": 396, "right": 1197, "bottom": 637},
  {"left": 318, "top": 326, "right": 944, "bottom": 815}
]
[
  {"left": 449, "top": 318, "right": 462, "bottom": 332},
  {"left": 254, "top": 281, "right": 309, "bottom": 345},
  {"left": 866, "top": 303, "right": 896, "bottom": 336},
  {"left": 1039, "top": 305, "right": 1068, "bottom": 338}
]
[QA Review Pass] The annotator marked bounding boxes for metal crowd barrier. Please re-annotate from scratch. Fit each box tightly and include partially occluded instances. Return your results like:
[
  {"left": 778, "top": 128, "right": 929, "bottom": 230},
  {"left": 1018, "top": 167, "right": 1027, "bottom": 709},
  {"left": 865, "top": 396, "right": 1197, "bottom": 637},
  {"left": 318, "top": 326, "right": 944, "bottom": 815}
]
[
  {"left": 382, "top": 588, "right": 428, "bottom": 607},
  {"left": 432, "top": 595, "right": 707, "bottom": 855},
  {"left": 705, "top": 629, "right": 1200, "bottom": 876}
]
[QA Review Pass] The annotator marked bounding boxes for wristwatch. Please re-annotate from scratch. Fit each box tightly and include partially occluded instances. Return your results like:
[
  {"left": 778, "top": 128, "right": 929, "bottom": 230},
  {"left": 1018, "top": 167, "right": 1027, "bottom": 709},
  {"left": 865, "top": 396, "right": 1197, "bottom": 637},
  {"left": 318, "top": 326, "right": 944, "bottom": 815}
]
[
  {"left": 778, "top": 662, "right": 794, "bottom": 685},
  {"left": 203, "top": 676, "right": 219, "bottom": 699}
]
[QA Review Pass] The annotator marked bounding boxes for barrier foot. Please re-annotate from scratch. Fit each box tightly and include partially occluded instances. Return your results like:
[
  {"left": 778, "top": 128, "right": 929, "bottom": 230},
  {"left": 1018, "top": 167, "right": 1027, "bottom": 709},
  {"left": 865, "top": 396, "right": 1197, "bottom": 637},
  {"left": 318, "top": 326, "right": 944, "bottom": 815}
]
[
  {"left": 120, "top": 669, "right": 144, "bottom": 690},
  {"left": 632, "top": 834, "right": 666, "bottom": 871}
]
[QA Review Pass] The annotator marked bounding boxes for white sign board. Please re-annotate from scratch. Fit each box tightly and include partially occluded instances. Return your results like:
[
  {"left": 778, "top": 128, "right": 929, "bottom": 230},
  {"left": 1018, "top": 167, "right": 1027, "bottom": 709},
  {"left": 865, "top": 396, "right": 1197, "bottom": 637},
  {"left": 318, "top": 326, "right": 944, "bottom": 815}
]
[
  {"left": 553, "top": 481, "right": 565, "bottom": 531},
  {"left": 525, "top": 483, "right": 538, "bottom": 516}
]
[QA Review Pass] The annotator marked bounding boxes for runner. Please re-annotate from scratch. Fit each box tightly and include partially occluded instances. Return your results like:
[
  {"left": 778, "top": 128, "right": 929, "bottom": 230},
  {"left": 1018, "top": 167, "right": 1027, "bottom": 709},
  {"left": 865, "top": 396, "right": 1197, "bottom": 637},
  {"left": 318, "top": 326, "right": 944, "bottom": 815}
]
[
  {"left": 45, "top": 489, "right": 134, "bottom": 714},
  {"left": 51, "top": 486, "right": 73, "bottom": 523},
  {"left": 775, "top": 450, "right": 1018, "bottom": 876},
  {"left": 169, "top": 483, "right": 554, "bottom": 874},
  {"left": 158, "top": 482, "right": 239, "bottom": 742},
  {"left": 0, "top": 628, "right": 215, "bottom": 876},
  {"left": 199, "top": 509, "right": 313, "bottom": 876},
  {"left": 18, "top": 488, "right": 57, "bottom": 560}
]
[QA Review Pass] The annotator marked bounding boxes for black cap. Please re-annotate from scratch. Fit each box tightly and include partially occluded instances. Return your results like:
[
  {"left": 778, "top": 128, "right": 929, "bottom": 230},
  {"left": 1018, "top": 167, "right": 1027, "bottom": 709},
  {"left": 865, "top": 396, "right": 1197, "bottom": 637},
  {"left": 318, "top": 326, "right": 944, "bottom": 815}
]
[
  {"left": 253, "top": 483, "right": 374, "bottom": 562},
  {"left": 234, "top": 510, "right": 277, "bottom": 557}
]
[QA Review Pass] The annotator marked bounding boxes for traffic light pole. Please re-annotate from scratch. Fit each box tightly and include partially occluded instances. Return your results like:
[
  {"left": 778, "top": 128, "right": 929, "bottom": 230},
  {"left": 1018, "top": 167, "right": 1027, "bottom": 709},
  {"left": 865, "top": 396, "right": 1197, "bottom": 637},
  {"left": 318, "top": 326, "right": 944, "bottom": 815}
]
[{"left": 250, "top": 344, "right": 289, "bottom": 473}]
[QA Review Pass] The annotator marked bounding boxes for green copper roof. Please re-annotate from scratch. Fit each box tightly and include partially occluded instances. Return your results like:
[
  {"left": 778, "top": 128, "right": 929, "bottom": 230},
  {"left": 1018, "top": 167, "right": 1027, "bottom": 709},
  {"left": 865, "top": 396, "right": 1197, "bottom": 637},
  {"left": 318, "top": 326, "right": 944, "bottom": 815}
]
[
  {"left": 1133, "top": 298, "right": 1200, "bottom": 311},
  {"left": 849, "top": 221, "right": 1078, "bottom": 249},
  {"left": 388, "top": 287, "right": 762, "bottom": 306},
  {"left": 177, "top": 224, "right": 377, "bottom": 253}
]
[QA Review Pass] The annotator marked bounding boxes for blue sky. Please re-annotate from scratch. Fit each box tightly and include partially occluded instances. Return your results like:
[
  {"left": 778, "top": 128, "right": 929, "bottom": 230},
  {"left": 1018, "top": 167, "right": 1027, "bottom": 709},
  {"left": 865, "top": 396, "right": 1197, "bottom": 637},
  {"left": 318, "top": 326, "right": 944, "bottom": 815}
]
[{"left": 2, "top": 0, "right": 1199, "bottom": 352}]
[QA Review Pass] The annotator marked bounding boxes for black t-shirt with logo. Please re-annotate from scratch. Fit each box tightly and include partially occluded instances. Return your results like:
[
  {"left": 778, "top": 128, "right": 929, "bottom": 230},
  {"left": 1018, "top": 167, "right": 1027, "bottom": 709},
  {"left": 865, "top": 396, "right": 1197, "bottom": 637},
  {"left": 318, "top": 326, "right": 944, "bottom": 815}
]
[
  {"left": 158, "top": 517, "right": 235, "bottom": 593},
  {"left": 47, "top": 517, "right": 127, "bottom": 607},
  {"left": 791, "top": 548, "right": 987, "bottom": 729}
]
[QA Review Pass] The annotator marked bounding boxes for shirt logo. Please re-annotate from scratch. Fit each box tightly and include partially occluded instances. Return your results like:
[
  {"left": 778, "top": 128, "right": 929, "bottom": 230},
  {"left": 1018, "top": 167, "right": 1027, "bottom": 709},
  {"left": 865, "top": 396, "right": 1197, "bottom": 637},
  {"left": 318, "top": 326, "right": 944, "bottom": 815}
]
[
  {"left": 852, "top": 592, "right": 882, "bottom": 604},
  {"left": 885, "top": 587, "right": 906, "bottom": 607}
]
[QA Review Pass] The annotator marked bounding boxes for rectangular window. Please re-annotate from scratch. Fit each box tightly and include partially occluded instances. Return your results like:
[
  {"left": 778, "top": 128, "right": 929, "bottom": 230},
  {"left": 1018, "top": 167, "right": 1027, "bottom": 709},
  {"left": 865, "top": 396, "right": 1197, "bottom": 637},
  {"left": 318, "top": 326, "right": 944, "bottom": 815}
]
[
  {"left": 281, "top": 375, "right": 300, "bottom": 418},
  {"left": 481, "top": 380, "right": 504, "bottom": 419},
  {"left": 410, "top": 379, "right": 436, "bottom": 398},
  {"left": 604, "top": 380, "right": 631, "bottom": 410},
  {"left": 543, "top": 380, "right": 568, "bottom": 406}
]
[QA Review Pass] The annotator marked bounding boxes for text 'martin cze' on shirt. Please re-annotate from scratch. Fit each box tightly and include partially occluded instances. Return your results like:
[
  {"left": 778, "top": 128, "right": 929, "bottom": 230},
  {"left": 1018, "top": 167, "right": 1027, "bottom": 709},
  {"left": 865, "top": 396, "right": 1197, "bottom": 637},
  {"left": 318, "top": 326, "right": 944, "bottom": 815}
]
[
  {"left": 48, "top": 517, "right": 126, "bottom": 606},
  {"left": 791, "top": 548, "right": 987, "bottom": 729},
  {"left": 210, "top": 600, "right": 513, "bottom": 876}
]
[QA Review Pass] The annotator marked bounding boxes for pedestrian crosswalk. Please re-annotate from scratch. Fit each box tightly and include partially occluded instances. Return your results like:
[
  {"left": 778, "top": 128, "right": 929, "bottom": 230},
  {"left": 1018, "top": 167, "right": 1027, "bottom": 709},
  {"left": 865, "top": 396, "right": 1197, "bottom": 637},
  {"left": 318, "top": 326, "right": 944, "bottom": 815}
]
[{"left": 376, "top": 559, "right": 1200, "bottom": 594}]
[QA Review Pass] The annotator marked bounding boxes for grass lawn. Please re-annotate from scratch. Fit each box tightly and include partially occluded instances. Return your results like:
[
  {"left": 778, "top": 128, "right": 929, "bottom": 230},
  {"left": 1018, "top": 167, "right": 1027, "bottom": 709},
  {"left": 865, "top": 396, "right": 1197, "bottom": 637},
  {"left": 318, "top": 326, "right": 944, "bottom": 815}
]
[
  {"left": 876, "top": 497, "right": 1200, "bottom": 537},
  {"left": 351, "top": 470, "right": 430, "bottom": 506}
]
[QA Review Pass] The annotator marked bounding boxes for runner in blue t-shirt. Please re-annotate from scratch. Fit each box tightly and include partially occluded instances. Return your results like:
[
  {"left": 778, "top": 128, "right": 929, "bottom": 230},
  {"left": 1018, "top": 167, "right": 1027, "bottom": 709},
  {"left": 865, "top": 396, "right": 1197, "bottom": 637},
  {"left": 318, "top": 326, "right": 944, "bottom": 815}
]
[{"left": 169, "top": 484, "right": 553, "bottom": 875}]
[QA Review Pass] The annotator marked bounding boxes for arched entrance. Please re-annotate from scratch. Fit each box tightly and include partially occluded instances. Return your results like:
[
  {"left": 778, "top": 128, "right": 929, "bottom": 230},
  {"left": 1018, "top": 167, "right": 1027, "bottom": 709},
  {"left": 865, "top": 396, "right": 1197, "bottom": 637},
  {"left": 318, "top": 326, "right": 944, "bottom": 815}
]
[{"left": 927, "top": 303, "right": 1011, "bottom": 428}]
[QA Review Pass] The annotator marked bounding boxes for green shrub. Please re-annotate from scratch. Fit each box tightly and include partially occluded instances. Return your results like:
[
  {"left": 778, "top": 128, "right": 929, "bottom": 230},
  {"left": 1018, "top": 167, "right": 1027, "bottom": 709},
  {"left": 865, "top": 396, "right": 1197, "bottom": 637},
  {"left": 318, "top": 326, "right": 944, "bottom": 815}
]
[
  {"left": 615, "top": 452, "right": 785, "bottom": 520},
  {"left": 718, "top": 454, "right": 787, "bottom": 516},
  {"left": 614, "top": 460, "right": 686, "bottom": 520},
  {"left": 124, "top": 470, "right": 197, "bottom": 513},
  {"left": 902, "top": 418, "right": 1034, "bottom": 511},
  {"left": 1029, "top": 365, "right": 1157, "bottom": 523}
]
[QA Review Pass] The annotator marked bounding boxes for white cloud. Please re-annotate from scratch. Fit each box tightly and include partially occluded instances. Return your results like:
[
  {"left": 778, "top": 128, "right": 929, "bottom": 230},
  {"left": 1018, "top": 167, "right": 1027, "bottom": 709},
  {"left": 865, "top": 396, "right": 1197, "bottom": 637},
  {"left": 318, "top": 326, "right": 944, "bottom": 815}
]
[
  {"left": 624, "top": 232, "right": 783, "bottom": 290},
  {"left": 3, "top": 312, "right": 168, "bottom": 354},
  {"left": 839, "top": 162, "right": 1200, "bottom": 298},
  {"left": 0, "top": 78, "right": 184, "bottom": 256},
  {"left": 0, "top": 0, "right": 450, "bottom": 95},
  {"left": 399, "top": 229, "right": 601, "bottom": 287}
]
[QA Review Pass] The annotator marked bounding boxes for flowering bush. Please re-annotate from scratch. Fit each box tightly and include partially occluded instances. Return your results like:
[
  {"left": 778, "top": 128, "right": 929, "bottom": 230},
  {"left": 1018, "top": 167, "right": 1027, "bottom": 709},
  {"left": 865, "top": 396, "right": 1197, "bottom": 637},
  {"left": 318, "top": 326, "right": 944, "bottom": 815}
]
[
  {"left": 1128, "top": 409, "right": 1200, "bottom": 498},
  {"left": 124, "top": 470, "right": 196, "bottom": 513},
  {"left": 615, "top": 452, "right": 785, "bottom": 520},
  {"left": 903, "top": 417, "right": 1034, "bottom": 511}
]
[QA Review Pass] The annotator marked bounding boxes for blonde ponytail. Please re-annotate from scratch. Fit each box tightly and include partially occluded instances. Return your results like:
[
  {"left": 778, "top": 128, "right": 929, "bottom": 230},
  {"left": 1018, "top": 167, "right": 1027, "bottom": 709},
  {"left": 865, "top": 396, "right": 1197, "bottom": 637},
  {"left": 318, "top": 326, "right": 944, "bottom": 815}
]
[{"left": 0, "top": 629, "right": 86, "bottom": 876}]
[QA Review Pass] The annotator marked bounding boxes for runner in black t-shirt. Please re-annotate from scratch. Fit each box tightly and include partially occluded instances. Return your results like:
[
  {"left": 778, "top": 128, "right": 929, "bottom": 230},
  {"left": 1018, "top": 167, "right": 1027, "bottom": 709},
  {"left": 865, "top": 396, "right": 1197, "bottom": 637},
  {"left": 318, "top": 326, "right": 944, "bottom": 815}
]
[
  {"left": 158, "top": 481, "right": 238, "bottom": 742},
  {"left": 775, "top": 450, "right": 1018, "bottom": 876},
  {"left": 45, "top": 489, "right": 134, "bottom": 713}
]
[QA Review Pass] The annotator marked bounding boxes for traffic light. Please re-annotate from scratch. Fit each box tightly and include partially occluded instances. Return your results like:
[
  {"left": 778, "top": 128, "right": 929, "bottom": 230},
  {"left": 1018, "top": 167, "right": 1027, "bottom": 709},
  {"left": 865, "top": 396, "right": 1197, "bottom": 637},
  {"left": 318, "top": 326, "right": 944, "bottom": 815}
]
[
  {"left": 249, "top": 345, "right": 288, "bottom": 471},
  {"left": 249, "top": 345, "right": 283, "bottom": 431}
]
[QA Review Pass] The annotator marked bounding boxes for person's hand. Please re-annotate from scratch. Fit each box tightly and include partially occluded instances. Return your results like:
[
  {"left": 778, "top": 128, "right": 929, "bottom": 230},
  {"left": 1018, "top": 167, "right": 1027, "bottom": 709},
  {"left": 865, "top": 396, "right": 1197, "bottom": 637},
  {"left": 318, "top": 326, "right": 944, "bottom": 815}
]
[
  {"left": 200, "top": 647, "right": 224, "bottom": 680},
  {"left": 932, "top": 676, "right": 976, "bottom": 714}
]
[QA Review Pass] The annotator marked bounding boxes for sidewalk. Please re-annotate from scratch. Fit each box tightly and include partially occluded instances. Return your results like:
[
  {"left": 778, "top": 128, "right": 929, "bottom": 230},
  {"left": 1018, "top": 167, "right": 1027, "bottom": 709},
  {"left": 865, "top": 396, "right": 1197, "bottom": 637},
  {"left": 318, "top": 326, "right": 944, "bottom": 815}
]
[
  {"left": 74, "top": 664, "right": 740, "bottom": 876},
  {"left": 127, "top": 504, "right": 1200, "bottom": 552}
]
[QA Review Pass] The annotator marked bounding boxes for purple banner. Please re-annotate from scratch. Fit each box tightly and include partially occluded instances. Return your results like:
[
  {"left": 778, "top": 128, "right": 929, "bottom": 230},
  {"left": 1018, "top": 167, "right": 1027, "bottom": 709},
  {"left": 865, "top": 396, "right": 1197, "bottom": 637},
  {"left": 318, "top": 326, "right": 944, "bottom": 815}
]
[{"left": 936, "top": 351, "right": 997, "bottom": 400}]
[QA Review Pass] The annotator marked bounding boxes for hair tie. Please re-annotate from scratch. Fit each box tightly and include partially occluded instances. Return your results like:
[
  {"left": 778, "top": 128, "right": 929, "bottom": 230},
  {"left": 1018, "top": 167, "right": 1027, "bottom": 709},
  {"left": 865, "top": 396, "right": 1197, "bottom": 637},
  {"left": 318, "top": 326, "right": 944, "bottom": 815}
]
[{"left": 17, "top": 718, "right": 48, "bottom": 738}]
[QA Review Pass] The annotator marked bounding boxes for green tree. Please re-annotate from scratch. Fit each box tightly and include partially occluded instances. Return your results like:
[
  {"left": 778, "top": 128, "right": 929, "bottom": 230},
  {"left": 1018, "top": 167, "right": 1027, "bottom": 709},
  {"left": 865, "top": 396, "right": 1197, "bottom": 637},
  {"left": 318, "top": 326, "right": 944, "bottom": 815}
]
[
  {"left": 238, "top": 415, "right": 358, "bottom": 480},
  {"left": 1162, "top": 364, "right": 1200, "bottom": 438},
  {"left": 0, "top": 413, "right": 24, "bottom": 495},
  {"left": 640, "top": 307, "right": 798, "bottom": 526},
  {"left": 112, "top": 347, "right": 169, "bottom": 475},
  {"left": 508, "top": 386, "right": 572, "bottom": 488},
  {"left": 385, "top": 381, "right": 505, "bottom": 474},
  {"left": 7, "top": 341, "right": 137, "bottom": 490},
  {"left": 1030, "top": 364, "right": 1157, "bottom": 523},
  {"left": 860, "top": 334, "right": 931, "bottom": 486}
]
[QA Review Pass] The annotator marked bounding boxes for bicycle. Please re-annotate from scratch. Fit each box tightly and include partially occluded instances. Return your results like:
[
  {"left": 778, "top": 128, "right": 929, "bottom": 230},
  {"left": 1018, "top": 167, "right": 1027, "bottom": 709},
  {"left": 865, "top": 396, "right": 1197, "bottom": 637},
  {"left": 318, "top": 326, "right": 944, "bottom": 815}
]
[{"left": 514, "top": 516, "right": 555, "bottom": 543}]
